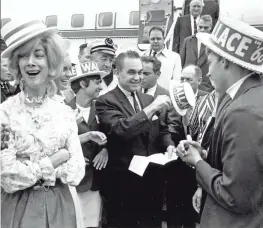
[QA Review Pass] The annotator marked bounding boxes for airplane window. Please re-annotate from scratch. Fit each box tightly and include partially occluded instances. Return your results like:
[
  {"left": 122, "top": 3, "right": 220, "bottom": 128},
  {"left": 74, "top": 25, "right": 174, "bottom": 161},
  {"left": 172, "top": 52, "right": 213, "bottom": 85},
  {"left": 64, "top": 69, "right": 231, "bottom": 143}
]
[
  {"left": 1, "top": 18, "right": 11, "bottom": 28},
  {"left": 45, "top": 15, "right": 57, "bottom": 27},
  {"left": 146, "top": 10, "right": 165, "bottom": 22},
  {"left": 98, "top": 12, "right": 113, "bottom": 27},
  {"left": 72, "top": 14, "right": 84, "bottom": 28},
  {"left": 129, "top": 11, "right": 139, "bottom": 25}
]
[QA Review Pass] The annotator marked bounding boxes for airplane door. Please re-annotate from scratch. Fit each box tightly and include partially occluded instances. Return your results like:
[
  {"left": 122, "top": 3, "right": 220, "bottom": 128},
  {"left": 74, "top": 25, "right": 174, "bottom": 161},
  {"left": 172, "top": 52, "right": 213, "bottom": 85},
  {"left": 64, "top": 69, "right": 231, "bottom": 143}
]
[{"left": 138, "top": 0, "right": 174, "bottom": 51}]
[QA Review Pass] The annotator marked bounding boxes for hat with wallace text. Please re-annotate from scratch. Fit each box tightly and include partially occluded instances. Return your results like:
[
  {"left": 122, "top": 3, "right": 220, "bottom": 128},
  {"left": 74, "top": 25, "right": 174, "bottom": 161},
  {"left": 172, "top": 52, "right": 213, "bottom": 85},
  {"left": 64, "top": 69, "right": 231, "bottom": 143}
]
[
  {"left": 169, "top": 81, "right": 196, "bottom": 116},
  {"left": 1, "top": 19, "right": 58, "bottom": 58},
  {"left": 197, "top": 16, "right": 263, "bottom": 73},
  {"left": 70, "top": 61, "right": 107, "bottom": 83}
]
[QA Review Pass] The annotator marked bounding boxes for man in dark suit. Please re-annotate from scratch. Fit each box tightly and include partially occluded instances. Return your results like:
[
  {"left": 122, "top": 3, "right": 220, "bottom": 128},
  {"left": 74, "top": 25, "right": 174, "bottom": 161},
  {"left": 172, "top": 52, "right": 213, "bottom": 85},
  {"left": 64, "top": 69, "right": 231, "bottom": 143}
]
[
  {"left": 96, "top": 50, "right": 176, "bottom": 228},
  {"left": 177, "top": 17, "right": 263, "bottom": 228},
  {"left": 172, "top": 0, "right": 204, "bottom": 53},
  {"left": 180, "top": 15, "right": 213, "bottom": 92}
]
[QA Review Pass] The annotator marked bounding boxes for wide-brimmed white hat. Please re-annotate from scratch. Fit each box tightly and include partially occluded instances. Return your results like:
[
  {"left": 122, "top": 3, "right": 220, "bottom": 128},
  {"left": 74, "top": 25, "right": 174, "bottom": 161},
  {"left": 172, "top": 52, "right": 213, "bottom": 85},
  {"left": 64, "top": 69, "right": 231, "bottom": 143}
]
[
  {"left": 1, "top": 19, "right": 58, "bottom": 58},
  {"left": 197, "top": 16, "right": 263, "bottom": 74},
  {"left": 169, "top": 81, "right": 196, "bottom": 116},
  {"left": 70, "top": 61, "right": 107, "bottom": 83}
]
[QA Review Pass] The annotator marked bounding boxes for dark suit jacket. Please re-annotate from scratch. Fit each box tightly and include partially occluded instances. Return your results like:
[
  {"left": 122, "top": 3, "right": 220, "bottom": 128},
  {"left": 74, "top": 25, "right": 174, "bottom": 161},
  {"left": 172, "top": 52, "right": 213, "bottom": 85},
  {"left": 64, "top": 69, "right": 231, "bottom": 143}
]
[
  {"left": 196, "top": 74, "right": 263, "bottom": 227},
  {"left": 172, "top": 15, "right": 192, "bottom": 53},
  {"left": 67, "top": 98, "right": 101, "bottom": 192},
  {"left": 201, "top": 0, "right": 219, "bottom": 28},
  {"left": 180, "top": 35, "right": 213, "bottom": 92},
  {"left": 154, "top": 84, "right": 185, "bottom": 145},
  {"left": 96, "top": 86, "right": 174, "bottom": 170}
]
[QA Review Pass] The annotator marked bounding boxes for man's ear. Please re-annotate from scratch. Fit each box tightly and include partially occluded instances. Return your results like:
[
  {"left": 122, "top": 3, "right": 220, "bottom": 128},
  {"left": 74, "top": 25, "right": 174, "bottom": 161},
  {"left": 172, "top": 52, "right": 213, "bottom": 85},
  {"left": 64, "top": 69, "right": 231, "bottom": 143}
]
[
  {"left": 197, "top": 77, "right": 202, "bottom": 85},
  {"left": 156, "top": 71, "right": 161, "bottom": 78},
  {"left": 114, "top": 68, "right": 119, "bottom": 79},
  {"left": 79, "top": 80, "right": 87, "bottom": 88},
  {"left": 222, "top": 58, "right": 229, "bottom": 69}
]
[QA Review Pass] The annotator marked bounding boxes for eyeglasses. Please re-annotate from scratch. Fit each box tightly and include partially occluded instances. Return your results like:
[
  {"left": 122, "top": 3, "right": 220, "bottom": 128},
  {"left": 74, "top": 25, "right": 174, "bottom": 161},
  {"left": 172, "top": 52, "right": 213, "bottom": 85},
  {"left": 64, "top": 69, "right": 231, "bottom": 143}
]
[{"left": 198, "top": 26, "right": 210, "bottom": 30}]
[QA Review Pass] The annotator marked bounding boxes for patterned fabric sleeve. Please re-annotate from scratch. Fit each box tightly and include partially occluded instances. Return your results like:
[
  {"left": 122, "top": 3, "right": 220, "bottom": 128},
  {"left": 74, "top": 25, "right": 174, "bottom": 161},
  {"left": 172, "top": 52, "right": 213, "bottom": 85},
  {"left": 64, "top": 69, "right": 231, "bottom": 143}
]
[
  {"left": 56, "top": 108, "right": 85, "bottom": 186},
  {"left": 0, "top": 140, "right": 55, "bottom": 193}
]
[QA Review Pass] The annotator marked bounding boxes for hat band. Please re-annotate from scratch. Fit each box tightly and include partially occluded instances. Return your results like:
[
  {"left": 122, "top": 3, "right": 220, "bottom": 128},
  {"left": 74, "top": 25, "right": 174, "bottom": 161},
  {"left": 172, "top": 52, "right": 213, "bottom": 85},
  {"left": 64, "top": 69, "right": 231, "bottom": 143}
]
[
  {"left": 4, "top": 20, "right": 43, "bottom": 41},
  {"left": 7, "top": 27, "right": 47, "bottom": 47},
  {"left": 210, "top": 20, "right": 263, "bottom": 66},
  {"left": 91, "top": 45, "right": 115, "bottom": 53}
]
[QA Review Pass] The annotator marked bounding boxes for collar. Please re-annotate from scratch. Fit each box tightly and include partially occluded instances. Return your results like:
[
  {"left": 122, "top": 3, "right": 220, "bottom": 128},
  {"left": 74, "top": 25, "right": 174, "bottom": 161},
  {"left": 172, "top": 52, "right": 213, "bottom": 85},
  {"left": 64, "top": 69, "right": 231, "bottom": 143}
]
[
  {"left": 145, "top": 84, "right": 157, "bottom": 96},
  {"left": 150, "top": 46, "right": 168, "bottom": 57},
  {"left": 52, "top": 94, "right": 65, "bottom": 103},
  {"left": 76, "top": 103, "right": 91, "bottom": 111},
  {"left": 226, "top": 73, "right": 252, "bottom": 99},
  {"left": 118, "top": 84, "right": 134, "bottom": 98},
  {"left": 191, "top": 15, "right": 200, "bottom": 21}
]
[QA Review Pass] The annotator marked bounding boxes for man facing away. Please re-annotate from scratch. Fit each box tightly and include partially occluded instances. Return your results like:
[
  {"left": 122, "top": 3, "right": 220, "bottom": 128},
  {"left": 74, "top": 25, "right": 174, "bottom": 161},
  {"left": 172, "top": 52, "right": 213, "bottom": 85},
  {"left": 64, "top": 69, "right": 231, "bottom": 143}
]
[
  {"left": 144, "top": 26, "right": 182, "bottom": 87},
  {"left": 96, "top": 50, "right": 177, "bottom": 228}
]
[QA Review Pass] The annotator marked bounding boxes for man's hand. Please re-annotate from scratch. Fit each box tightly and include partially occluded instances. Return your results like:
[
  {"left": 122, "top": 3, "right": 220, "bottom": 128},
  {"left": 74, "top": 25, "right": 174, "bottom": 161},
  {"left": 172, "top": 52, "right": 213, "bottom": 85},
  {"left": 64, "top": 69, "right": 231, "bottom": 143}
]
[
  {"left": 176, "top": 140, "right": 203, "bottom": 166},
  {"left": 193, "top": 187, "right": 202, "bottom": 213},
  {"left": 93, "top": 148, "right": 108, "bottom": 170},
  {"left": 167, "top": 145, "right": 176, "bottom": 159},
  {"left": 143, "top": 95, "right": 171, "bottom": 119},
  {"left": 1, "top": 123, "right": 11, "bottom": 150}
]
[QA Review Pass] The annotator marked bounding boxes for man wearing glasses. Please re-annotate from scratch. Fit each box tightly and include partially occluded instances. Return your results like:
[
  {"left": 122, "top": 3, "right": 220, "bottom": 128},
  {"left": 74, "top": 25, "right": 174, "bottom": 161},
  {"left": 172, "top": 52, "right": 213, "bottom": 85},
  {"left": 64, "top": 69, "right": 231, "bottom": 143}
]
[{"left": 180, "top": 15, "right": 214, "bottom": 92}]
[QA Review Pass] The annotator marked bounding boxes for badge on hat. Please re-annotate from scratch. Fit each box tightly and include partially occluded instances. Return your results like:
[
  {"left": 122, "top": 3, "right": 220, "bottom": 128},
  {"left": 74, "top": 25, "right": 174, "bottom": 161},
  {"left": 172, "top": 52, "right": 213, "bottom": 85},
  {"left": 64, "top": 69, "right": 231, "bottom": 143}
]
[
  {"left": 105, "top": 37, "right": 114, "bottom": 47},
  {"left": 70, "top": 61, "right": 107, "bottom": 83},
  {"left": 169, "top": 81, "right": 196, "bottom": 116}
]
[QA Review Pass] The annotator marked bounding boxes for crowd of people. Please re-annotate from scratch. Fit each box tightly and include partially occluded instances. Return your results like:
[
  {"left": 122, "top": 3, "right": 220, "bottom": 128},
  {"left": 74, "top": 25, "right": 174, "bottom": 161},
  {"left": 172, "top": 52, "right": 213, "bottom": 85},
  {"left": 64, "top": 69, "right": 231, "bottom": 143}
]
[{"left": 1, "top": 0, "right": 263, "bottom": 228}]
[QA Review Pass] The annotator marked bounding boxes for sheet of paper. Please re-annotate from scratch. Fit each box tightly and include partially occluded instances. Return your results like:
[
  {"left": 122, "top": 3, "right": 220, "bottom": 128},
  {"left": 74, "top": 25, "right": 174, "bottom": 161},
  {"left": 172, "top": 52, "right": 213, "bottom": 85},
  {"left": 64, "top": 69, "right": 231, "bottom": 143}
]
[
  {"left": 128, "top": 155, "right": 150, "bottom": 176},
  {"left": 148, "top": 153, "right": 167, "bottom": 165},
  {"left": 164, "top": 152, "right": 178, "bottom": 163}
]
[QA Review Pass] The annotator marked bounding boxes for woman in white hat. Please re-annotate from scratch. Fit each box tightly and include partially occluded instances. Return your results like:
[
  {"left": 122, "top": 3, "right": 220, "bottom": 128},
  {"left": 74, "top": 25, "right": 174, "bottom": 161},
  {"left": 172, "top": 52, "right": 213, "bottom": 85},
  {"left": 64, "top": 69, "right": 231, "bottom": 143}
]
[{"left": 0, "top": 19, "right": 85, "bottom": 228}]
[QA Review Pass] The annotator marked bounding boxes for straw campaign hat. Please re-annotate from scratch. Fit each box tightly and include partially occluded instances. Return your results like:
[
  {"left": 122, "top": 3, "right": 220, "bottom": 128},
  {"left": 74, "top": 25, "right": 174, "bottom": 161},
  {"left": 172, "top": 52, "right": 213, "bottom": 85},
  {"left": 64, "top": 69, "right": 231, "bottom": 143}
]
[
  {"left": 70, "top": 61, "right": 107, "bottom": 83},
  {"left": 197, "top": 16, "right": 263, "bottom": 73},
  {"left": 1, "top": 19, "right": 58, "bottom": 58},
  {"left": 169, "top": 81, "right": 196, "bottom": 116}
]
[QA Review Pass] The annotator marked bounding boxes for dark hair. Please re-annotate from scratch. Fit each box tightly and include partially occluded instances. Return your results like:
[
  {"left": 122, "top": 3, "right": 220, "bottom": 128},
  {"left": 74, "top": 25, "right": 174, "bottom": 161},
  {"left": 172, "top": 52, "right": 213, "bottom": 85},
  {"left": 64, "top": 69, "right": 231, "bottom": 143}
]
[
  {"left": 149, "top": 26, "right": 164, "bottom": 37},
  {"left": 79, "top": 43, "right": 88, "bottom": 55},
  {"left": 0, "top": 38, "right": 7, "bottom": 54},
  {"left": 115, "top": 50, "right": 141, "bottom": 71},
  {"left": 141, "top": 56, "right": 162, "bottom": 73},
  {"left": 183, "top": 64, "right": 202, "bottom": 78},
  {"left": 71, "top": 75, "right": 101, "bottom": 94}
]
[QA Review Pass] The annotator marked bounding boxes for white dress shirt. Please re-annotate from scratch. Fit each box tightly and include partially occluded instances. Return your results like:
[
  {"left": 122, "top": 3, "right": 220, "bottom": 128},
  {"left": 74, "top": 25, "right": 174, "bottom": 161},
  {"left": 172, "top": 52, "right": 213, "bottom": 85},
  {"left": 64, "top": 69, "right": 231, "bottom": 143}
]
[
  {"left": 118, "top": 85, "right": 142, "bottom": 111},
  {"left": 144, "top": 47, "right": 182, "bottom": 90},
  {"left": 143, "top": 84, "right": 157, "bottom": 97},
  {"left": 76, "top": 103, "right": 91, "bottom": 123},
  {"left": 190, "top": 15, "right": 200, "bottom": 35},
  {"left": 226, "top": 74, "right": 251, "bottom": 99}
]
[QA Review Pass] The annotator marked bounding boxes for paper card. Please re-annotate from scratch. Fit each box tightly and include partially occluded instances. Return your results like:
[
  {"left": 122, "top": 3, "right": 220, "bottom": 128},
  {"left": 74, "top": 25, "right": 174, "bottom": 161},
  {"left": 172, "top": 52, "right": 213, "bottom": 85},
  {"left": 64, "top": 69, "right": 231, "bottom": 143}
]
[{"left": 128, "top": 155, "right": 150, "bottom": 176}]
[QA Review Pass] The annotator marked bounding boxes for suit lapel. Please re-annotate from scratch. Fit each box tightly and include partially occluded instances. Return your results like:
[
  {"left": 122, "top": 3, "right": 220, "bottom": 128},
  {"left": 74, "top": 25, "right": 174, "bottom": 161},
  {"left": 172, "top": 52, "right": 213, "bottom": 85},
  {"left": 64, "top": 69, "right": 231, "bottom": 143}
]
[
  {"left": 115, "top": 87, "right": 135, "bottom": 116},
  {"left": 87, "top": 101, "right": 96, "bottom": 126},
  {"left": 191, "top": 37, "right": 198, "bottom": 59}
]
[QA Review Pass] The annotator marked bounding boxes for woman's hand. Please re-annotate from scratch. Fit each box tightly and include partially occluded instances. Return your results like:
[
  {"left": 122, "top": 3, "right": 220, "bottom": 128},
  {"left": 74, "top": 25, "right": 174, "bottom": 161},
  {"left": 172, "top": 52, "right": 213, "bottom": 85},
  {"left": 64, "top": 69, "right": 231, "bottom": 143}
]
[
  {"left": 49, "top": 149, "right": 70, "bottom": 168},
  {"left": 93, "top": 148, "right": 108, "bottom": 170},
  {"left": 88, "top": 131, "right": 107, "bottom": 145}
]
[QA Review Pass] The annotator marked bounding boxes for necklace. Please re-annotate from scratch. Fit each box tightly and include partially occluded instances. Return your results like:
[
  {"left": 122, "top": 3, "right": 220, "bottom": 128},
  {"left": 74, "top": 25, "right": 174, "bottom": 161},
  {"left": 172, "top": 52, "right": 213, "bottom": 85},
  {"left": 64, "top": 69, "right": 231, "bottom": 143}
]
[{"left": 21, "top": 91, "right": 48, "bottom": 108}]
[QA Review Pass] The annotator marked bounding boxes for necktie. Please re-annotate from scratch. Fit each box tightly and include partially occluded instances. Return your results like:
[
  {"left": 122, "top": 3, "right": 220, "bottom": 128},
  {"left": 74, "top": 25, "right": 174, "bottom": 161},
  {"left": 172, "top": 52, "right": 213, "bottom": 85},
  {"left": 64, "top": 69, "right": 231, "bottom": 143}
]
[
  {"left": 131, "top": 92, "right": 140, "bottom": 113},
  {"left": 153, "top": 51, "right": 157, "bottom": 57},
  {"left": 194, "top": 17, "right": 197, "bottom": 35},
  {"left": 0, "top": 81, "right": 10, "bottom": 95},
  {"left": 144, "top": 88, "right": 148, "bottom": 94}
]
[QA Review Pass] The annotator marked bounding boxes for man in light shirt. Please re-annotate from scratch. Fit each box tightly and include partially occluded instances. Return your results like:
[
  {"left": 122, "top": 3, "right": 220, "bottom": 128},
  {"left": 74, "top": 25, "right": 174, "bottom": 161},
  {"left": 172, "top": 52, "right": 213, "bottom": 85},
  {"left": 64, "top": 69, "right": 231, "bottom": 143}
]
[
  {"left": 172, "top": 0, "right": 204, "bottom": 53},
  {"left": 144, "top": 26, "right": 182, "bottom": 89}
]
